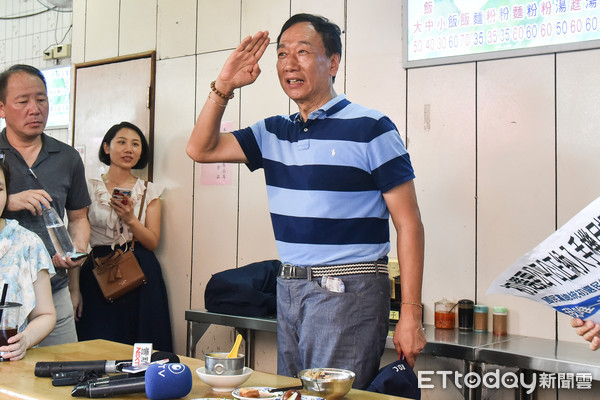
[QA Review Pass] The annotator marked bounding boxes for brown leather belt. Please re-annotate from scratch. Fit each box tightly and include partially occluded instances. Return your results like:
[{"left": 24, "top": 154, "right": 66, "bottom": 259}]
[{"left": 278, "top": 260, "right": 388, "bottom": 280}]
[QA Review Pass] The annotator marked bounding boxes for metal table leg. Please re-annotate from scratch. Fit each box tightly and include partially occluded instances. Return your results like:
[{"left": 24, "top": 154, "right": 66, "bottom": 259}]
[{"left": 186, "top": 321, "right": 211, "bottom": 358}]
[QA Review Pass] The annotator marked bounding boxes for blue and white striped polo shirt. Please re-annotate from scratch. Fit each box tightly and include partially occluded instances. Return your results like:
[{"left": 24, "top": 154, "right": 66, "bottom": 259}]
[{"left": 232, "top": 94, "right": 415, "bottom": 266}]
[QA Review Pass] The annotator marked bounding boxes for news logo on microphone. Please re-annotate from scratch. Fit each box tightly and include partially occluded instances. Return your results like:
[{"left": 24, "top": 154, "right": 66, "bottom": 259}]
[{"left": 145, "top": 363, "right": 193, "bottom": 400}]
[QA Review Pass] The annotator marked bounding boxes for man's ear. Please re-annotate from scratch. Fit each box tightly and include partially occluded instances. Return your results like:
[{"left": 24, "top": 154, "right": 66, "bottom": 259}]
[
  {"left": 0, "top": 102, "right": 5, "bottom": 119},
  {"left": 329, "top": 53, "right": 341, "bottom": 78}
]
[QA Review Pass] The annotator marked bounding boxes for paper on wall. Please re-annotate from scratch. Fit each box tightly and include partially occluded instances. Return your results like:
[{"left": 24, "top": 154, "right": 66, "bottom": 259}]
[{"left": 487, "top": 196, "right": 600, "bottom": 323}]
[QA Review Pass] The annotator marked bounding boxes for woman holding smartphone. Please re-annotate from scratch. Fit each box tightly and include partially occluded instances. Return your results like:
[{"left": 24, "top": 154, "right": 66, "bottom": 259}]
[{"left": 75, "top": 121, "right": 173, "bottom": 352}]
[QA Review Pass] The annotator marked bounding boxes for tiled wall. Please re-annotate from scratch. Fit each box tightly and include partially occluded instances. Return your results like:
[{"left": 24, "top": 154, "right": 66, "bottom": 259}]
[
  {"left": 0, "top": 0, "right": 72, "bottom": 71},
  {"left": 0, "top": 0, "right": 73, "bottom": 141}
]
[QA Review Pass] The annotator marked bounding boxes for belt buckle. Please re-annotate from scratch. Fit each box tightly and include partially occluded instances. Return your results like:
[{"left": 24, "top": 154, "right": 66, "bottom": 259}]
[
  {"left": 281, "top": 263, "right": 293, "bottom": 279},
  {"left": 281, "top": 263, "right": 311, "bottom": 280}
]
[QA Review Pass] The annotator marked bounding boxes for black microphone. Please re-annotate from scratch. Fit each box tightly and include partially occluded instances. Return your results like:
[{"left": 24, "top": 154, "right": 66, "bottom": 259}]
[
  {"left": 69, "top": 352, "right": 181, "bottom": 395},
  {"left": 71, "top": 363, "right": 192, "bottom": 399},
  {"left": 79, "top": 376, "right": 146, "bottom": 397},
  {"left": 35, "top": 360, "right": 129, "bottom": 377},
  {"left": 35, "top": 351, "right": 179, "bottom": 378}
]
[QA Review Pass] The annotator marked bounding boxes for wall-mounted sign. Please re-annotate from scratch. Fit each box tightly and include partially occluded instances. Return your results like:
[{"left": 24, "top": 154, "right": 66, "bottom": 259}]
[
  {"left": 404, "top": 0, "right": 600, "bottom": 68},
  {"left": 42, "top": 66, "right": 71, "bottom": 128}
]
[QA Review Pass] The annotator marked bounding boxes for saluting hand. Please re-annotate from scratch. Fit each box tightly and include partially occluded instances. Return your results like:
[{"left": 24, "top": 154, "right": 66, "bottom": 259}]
[{"left": 215, "top": 31, "right": 271, "bottom": 94}]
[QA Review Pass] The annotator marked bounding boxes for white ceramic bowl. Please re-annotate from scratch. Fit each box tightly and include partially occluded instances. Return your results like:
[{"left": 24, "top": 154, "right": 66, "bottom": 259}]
[{"left": 196, "top": 366, "right": 253, "bottom": 392}]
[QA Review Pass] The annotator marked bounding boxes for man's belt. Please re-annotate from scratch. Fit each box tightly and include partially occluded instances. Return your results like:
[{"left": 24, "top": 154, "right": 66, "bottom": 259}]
[{"left": 278, "top": 260, "right": 388, "bottom": 280}]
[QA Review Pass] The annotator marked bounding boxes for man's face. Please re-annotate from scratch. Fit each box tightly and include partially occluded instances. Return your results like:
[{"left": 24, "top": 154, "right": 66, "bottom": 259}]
[
  {"left": 276, "top": 22, "right": 339, "bottom": 109},
  {"left": 0, "top": 71, "right": 48, "bottom": 141}
]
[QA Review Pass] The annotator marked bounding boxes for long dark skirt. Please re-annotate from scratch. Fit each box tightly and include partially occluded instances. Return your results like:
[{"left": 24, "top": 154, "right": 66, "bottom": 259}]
[{"left": 76, "top": 243, "right": 173, "bottom": 352}]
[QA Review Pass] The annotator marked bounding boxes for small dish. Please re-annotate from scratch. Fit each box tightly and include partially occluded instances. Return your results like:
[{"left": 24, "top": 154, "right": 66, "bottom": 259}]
[
  {"left": 232, "top": 387, "right": 281, "bottom": 399},
  {"left": 196, "top": 366, "right": 253, "bottom": 392}
]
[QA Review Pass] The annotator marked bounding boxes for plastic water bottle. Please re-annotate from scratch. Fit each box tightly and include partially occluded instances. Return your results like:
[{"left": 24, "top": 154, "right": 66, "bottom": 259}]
[{"left": 42, "top": 205, "right": 75, "bottom": 258}]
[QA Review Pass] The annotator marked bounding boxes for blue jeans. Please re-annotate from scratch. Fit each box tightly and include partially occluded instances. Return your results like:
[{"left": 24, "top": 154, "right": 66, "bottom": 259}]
[{"left": 276, "top": 273, "right": 390, "bottom": 389}]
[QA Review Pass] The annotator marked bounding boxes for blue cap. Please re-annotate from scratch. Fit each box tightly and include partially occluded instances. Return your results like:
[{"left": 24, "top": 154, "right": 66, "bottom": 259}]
[{"left": 366, "top": 358, "right": 420, "bottom": 399}]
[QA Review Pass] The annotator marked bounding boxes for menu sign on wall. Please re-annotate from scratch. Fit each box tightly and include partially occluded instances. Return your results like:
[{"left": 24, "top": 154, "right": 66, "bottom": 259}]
[
  {"left": 42, "top": 66, "right": 71, "bottom": 128},
  {"left": 404, "top": 0, "right": 600, "bottom": 67}
]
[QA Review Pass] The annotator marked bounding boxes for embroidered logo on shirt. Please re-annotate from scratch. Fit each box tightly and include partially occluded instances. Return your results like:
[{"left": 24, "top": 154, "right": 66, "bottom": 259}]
[{"left": 331, "top": 148, "right": 336, "bottom": 157}]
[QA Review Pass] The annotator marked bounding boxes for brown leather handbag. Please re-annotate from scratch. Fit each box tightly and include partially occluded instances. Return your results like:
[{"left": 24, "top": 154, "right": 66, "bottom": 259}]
[{"left": 92, "top": 182, "right": 148, "bottom": 302}]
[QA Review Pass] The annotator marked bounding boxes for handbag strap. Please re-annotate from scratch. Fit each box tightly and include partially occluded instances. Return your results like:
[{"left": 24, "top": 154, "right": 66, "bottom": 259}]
[{"left": 130, "top": 180, "right": 148, "bottom": 251}]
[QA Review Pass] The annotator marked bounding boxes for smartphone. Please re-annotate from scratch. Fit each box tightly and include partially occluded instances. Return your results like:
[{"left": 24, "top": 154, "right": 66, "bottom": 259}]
[
  {"left": 112, "top": 187, "right": 132, "bottom": 205},
  {"left": 69, "top": 252, "right": 88, "bottom": 261}
]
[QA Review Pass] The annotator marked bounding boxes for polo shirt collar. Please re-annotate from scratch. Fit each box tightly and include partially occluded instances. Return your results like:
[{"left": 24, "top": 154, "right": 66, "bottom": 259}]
[
  {"left": 293, "top": 94, "right": 350, "bottom": 123},
  {"left": 0, "top": 129, "right": 10, "bottom": 150},
  {"left": 0, "top": 129, "right": 58, "bottom": 153}
]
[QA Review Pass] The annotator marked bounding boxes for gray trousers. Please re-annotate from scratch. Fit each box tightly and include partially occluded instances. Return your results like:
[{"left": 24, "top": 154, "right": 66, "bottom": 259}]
[{"left": 39, "top": 286, "right": 78, "bottom": 347}]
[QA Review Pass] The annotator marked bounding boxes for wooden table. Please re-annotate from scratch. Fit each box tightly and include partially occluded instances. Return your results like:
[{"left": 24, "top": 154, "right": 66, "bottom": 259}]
[{"left": 0, "top": 339, "right": 410, "bottom": 399}]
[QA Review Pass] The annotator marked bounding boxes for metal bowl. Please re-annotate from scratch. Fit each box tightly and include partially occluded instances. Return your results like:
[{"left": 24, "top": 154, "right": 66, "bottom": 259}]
[
  {"left": 298, "top": 368, "right": 355, "bottom": 400},
  {"left": 204, "top": 352, "right": 245, "bottom": 375}
]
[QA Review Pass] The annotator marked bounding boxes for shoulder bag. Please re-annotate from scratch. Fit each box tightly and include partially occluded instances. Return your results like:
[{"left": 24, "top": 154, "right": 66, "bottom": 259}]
[{"left": 92, "top": 181, "right": 148, "bottom": 302}]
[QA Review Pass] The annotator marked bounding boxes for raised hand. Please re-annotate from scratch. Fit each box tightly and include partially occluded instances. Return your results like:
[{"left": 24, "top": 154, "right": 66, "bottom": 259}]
[{"left": 215, "top": 31, "right": 271, "bottom": 94}]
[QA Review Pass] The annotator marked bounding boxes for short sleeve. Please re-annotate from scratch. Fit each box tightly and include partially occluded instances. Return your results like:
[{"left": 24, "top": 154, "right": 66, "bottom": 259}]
[
  {"left": 28, "top": 231, "right": 56, "bottom": 280},
  {"left": 66, "top": 147, "right": 92, "bottom": 210}
]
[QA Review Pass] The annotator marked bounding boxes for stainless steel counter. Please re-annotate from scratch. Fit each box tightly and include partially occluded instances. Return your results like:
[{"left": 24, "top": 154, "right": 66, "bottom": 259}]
[
  {"left": 186, "top": 310, "right": 600, "bottom": 399},
  {"left": 477, "top": 336, "right": 600, "bottom": 380}
]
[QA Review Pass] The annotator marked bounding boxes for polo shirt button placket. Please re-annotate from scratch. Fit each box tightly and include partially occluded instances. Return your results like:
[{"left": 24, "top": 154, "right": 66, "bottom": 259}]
[{"left": 297, "top": 126, "right": 310, "bottom": 150}]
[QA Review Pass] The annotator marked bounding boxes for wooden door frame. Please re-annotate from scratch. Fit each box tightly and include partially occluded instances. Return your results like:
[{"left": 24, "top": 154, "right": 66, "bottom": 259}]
[{"left": 72, "top": 51, "right": 156, "bottom": 180}]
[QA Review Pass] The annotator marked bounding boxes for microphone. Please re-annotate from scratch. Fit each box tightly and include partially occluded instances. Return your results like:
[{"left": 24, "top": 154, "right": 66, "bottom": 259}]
[
  {"left": 35, "top": 351, "right": 180, "bottom": 378},
  {"left": 35, "top": 360, "right": 128, "bottom": 377},
  {"left": 145, "top": 363, "right": 193, "bottom": 400},
  {"left": 70, "top": 352, "right": 181, "bottom": 395},
  {"left": 71, "top": 363, "right": 192, "bottom": 399}
]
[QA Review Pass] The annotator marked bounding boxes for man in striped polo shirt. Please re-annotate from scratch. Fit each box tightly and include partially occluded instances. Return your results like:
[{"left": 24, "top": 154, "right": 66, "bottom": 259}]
[{"left": 187, "top": 13, "right": 425, "bottom": 389}]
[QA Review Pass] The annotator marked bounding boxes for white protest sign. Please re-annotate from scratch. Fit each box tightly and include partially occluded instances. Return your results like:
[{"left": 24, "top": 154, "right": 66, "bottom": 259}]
[{"left": 488, "top": 197, "right": 600, "bottom": 323}]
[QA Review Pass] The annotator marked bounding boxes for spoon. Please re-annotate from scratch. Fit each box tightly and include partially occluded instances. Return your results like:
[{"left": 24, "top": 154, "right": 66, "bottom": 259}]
[{"left": 227, "top": 333, "right": 242, "bottom": 358}]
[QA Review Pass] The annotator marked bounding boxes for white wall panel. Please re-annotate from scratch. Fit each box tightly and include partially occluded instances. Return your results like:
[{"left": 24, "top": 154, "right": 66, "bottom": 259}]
[
  {"left": 197, "top": 0, "right": 241, "bottom": 54},
  {"left": 71, "top": 0, "right": 86, "bottom": 64},
  {"left": 407, "top": 63, "right": 476, "bottom": 325},
  {"left": 291, "top": 0, "right": 345, "bottom": 40},
  {"left": 84, "top": 0, "right": 120, "bottom": 61},
  {"left": 120, "top": 0, "right": 157, "bottom": 56},
  {"left": 241, "top": 0, "right": 288, "bottom": 40},
  {"left": 346, "top": 0, "right": 403, "bottom": 129},
  {"left": 477, "top": 55, "right": 556, "bottom": 339},
  {"left": 556, "top": 49, "right": 600, "bottom": 343},
  {"left": 157, "top": 0, "right": 196, "bottom": 59},
  {"left": 154, "top": 55, "right": 196, "bottom": 355}
]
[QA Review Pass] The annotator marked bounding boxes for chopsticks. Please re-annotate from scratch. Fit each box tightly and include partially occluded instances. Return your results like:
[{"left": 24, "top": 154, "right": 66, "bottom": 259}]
[{"left": 268, "top": 384, "right": 303, "bottom": 393}]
